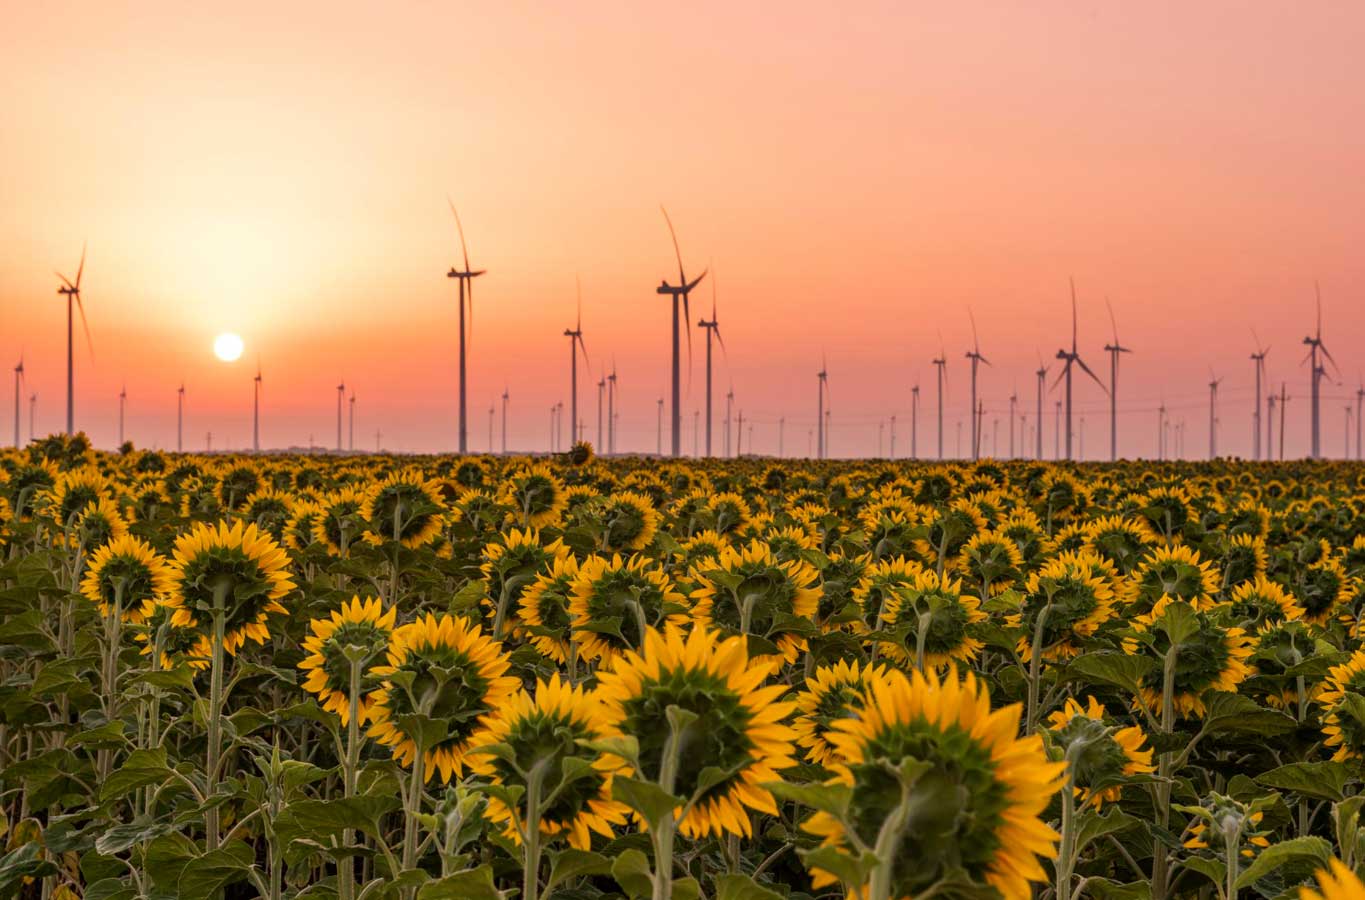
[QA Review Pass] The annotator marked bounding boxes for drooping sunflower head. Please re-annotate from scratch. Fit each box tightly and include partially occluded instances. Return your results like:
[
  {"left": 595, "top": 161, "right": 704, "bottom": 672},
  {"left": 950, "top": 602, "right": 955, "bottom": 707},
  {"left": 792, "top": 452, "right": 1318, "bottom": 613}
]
[
  {"left": 1045, "top": 696, "right": 1154, "bottom": 808},
  {"left": 674, "top": 530, "right": 729, "bottom": 570},
  {"left": 1301, "top": 556, "right": 1353, "bottom": 625},
  {"left": 688, "top": 540, "right": 820, "bottom": 663},
  {"left": 804, "top": 667, "right": 1064, "bottom": 900},
  {"left": 298, "top": 596, "right": 397, "bottom": 725},
  {"left": 1085, "top": 515, "right": 1160, "bottom": 575},
  {"left": 1316, "top": 650, "right": 1365, "bottom": 762},
  {"left": 480, "top": 528, "right": 570, "bottom": 611},
  {"left": 362, "top": 470, "right": 447, "bottom": 548},
  {"left": 1122, "top": 596, "right": 1254, "bottom": 718},
  {"left": 312, "top": 485, "right": 373, "bottom": 556},
  {"left": 501, "top": 464, "right": 569, "bottom": 529},
  {"left": 165, "top": 520, "right": 296, "bottom": 654},
  {"left": 515, "top": 555, "right": 579, "bottom": 663},
  {"left": 851, "top": 557, "right": 925, "bottom": 634},
  {"left": 1224, "top": 575, "right": 1306, "bottom": 631},
  {"left": 596, "top": 625, "right": 798, "bottom": 839},
  {"left": 880, "top": 569, "right": 987, "bottom": 668},
  {"left": 3, "top": 460, "right": 59, "bottom": 520},
  {"left": 1220, "top": 533, "right": 1269, "bottom": 589},
  {"left": 706, "top": 491, "right": 753, "bottom": 536},
  {"left": 594, "top": 491, "right": 661, "bottom": 553},
  {"left": 923, "top": 499, "right": 988, "bottom": 566},
  {"left": 283, "top": 500, "right": 325, "bottom": 551},
  {"left": 816, "top": 552, "right": 872, "bottom": 629},
  {"left": 997, "top": 509, "right": 1052, "bottom": 570},
  {"left": 79, "top": 535, "right": 174, "bottom": 621},
  {"left": 135, "top": 599, "right": 212, "bottom": 672},
  {"left": 366, "top": 613, "right": 520, "bottom": 783},
  {"left": 793, "top": 659, "right": 891, "bottom": 767},
  {"left": 1140, "top": 485, "right": 1193, "bottom": 539},
  {"left": 569, "top": 554, "right": 687, "bottom": 663},
  {"left": 42, "top": 466, "right": 110, "bottom": 526},
  {"left": 1133, "top": 544, "right": 1222, "bottom": 611},
  {"left": 959, "top": 530, "right": 1025, "bottom": 596},
  {"left": 1017, "top": 550, "right": 1119, "bottom": 660},
  {"left": 242, "top": 487, "right": 296, "bottom": 543},
  {"left": 215, "top": 464, "right": 263, "bottom": 511},
  {"left": 74, "top": 496, "right": 130, "bottom": 550},
  {"left": 763, "top": 524, "right": 820, "bottom": 562},
  {"left": 469, "top": 674, "right": 629, "bottom": 849}
]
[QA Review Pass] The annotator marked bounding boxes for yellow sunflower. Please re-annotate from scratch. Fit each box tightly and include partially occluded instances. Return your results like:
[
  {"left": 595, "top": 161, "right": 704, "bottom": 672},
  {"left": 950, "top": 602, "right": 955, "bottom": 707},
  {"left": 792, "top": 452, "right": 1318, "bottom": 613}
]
[
  {"left": 596, "top": 625, "right": 798, "bottom": 839},
  {"left": 362, "top": 470, "right": 447, "bottom": 548},
  {"left": 1016, "top": 550, "right": 1118, "bottom": 661},
  {"left": 298, "top": 596, "right": 396, "bottom": 725},
  {"left": 880, "top": 569, "right": 987, "bottom": 668},
  {"left": 793, "top": 659, "right": 891, "bottom": 766},
  {"left": 803, "top": 667, "right": 1064, "bottom": 900},
  {"left": 502, "top": 464, "right": 569, "bottom": 529},
  {"left": 1122, "top": 596, "right": 1254, "bottom": 718},
  {"left": 1133, "top": 545, "right": 1221, "bottom": 610},
  {"left": 515, "top": 555, "right": 579, "bottom": 663},
  {"left": 79, "top": 535, "right": 173, "bottom": 623},
  {"left": 688, "top": 540, "right": 820, "bottom": 663},
  {"left": 595, "top": 491, "right": 661, "bottom": 553},
  {"left": 569, "top": 554, "right": 688, "bottom": 664},
  {"left": 313, "top": 486, "right": 373, "bottom": 556},
  {"left": 1045, "top": 696, "right": 1154, "bottom": 808},
  {"left": 1302, "top": 860, "right": 1365, "bottom": 900},
  {"left": 366, "top": 613, "right": 520, "bottom": 783}
]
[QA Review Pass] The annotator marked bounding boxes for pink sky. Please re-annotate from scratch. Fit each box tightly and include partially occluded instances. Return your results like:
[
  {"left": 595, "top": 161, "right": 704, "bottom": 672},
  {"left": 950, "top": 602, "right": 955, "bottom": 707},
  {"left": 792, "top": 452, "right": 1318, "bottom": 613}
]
[{"left": 2, "top": 2, "right": 1363, "bottom": 458}]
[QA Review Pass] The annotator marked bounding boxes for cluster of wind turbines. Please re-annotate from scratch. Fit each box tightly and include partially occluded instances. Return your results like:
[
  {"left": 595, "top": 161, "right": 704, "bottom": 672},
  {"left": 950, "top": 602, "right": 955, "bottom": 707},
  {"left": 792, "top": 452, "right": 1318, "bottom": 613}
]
[{"left": 11, "top": 218, "right": 1361, "bottom": 462}]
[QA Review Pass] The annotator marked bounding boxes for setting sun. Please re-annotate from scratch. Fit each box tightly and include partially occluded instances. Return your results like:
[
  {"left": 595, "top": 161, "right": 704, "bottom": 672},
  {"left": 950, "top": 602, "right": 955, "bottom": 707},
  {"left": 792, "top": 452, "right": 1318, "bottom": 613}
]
[{"left": 213, "top": 332, "right": 244, "bottom": 362}]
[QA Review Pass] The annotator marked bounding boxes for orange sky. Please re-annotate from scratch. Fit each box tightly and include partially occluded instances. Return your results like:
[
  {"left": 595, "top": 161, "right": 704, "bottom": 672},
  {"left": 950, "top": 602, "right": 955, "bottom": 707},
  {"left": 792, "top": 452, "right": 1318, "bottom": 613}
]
[{"left": 3, "top": 2, "right": 1364, "bottom": 458}]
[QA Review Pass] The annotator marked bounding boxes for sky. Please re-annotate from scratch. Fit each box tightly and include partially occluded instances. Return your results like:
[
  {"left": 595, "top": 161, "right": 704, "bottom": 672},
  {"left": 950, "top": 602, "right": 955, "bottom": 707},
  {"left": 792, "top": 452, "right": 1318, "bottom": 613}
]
[{"left": 2, "top": 2, "right": 1364, "bottom": 459}]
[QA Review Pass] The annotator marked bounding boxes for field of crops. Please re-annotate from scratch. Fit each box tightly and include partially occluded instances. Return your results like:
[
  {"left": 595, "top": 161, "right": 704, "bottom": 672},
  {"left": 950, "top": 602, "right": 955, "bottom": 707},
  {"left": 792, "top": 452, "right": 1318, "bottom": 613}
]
[{"left": 4, "top": 433, "right": 1365, "bottom": 900}]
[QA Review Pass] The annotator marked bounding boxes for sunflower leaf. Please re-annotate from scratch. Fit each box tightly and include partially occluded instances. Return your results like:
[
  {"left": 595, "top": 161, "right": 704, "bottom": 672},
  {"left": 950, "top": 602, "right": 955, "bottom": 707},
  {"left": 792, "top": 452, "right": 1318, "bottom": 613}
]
[
  {"left": 1234, "top": 835, "right": 1332, "bottom": 890},
  {"left": 715, "top": 872, "right": 784, "bottom": 900},
  {"left": 1066, "top": 653, "right": 1157, "bottom": 696},
  {"left": 763, "top": 781, "right": 853, "bottom": 817},
  {"left": 416, "top": 865, "right": 508, "bottom": 900},
  {"left": 612, "top": 777, "right": 681, "bottom": 832},
  {"left": 610, "top": 848, "right": 655, "bottom": 898},
  {"left": 545, "top": 849, "right": 612, "bottom": 894},
  {"left": 1256, "top": 761, "right": 1350, "bottom": 802}
]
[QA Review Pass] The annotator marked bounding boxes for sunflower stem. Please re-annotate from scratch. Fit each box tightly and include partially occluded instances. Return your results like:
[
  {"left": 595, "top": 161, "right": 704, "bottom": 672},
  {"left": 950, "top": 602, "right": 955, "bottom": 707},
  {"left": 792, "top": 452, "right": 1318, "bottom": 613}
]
[
  {"left": 206, "top": 581, "right": 231, "bottom": 851},
  {"left": 1025, "top": 604, "right": 1052, "bottom": 734},
  {"left": 652, "top": 717, "right": 684, "bottom": 900},
  {"left": 1151, "top": 643, "right": 1180, "bottom": 900},
  {"left": 402, "top": 747, "right": 426, "bottom": 878},
  {"left": 1055, "top": 747, "right": 1080, "bottom": 900},
  {"left": 339, "top": 656, "right": 363, "bottom": 900},
  {"left": 522, "top": 758, "right": 550, "bottom": 900}
]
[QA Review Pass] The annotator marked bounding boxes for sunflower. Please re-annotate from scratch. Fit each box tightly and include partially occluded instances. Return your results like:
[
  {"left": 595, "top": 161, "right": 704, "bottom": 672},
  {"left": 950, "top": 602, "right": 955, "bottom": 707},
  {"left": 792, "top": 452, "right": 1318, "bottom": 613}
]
[
  {"left": 362, "top": 470, "right": 446, "bottom": 548},
  {"left": 135, "top": 600, "right": 212, "bottom": 671},
  {"left": 1132, "top": 545, "right": 1222, "bottom": 611},
  {"left": 802, "top": 667, "right": 1064, "bottom": 900},
  {"left": 705, "top": 491, "right": 753, "bottom": 536},
  {"left": 43, "top": 467, "right": 109, "bottom": 526},
  {"left": 688, "top": 540, "right": 820, "bottom": 663},
  {"left": 997, "top": 510, "right": 1052, "bottom": 570},
  {"left": 1122, "top": 596, "right": 1254, "bottom": 718},
  {"left": 502, "top": 464, "right": 569, "bottom": 529},
  {"left": 595, "top": 625, "right": 798, "bottom": 838},
  {"left": 1045, "top": 696, "right": 1154, "bottom": 808},
  {"left": 1316, "top": 651, "right": 1365, "bottom": 762},
  {"left": 468, "top": 674, "right": 629, "bottom": 849},
  {"left": 674, "top": 530, "right": 729, "bottom": 570},
  {"left": 283, "top": 499, "right": 324, "bottom": 551},
  {"left": 1140, "top": 486, "right": 1193, "bottom": 541},
  {"left": 74, "top": 496, "right": 130, "bottom": 550},
  {"left": 366, "top": 613, "right": 519, "bottom": 783},
  {"left": 851, "top": 557, "right": 925, "bottom": 635},
  {"left": 79, "top": 535, "right": 174, "bottom": 622},
  {"left": 959, "top": 530, "right": 1025, "bottom": 597},
  {"left": 1220, "top": 533, "right": 1268, "bottom": 589},
  {"left": 921, "top": 499, "right": 988, "bottom": 566},
  {"left": 793, "top": 659, "right": 891, "bottom": 766},
  {"left": 242, "top": 487, "right": 295, "bottom": 543},
  {"left": 1300, "top": 556, "right": 1353, "bottom": 625},
  {"left": 1085, "top": 515, "right": 1159, "bottom": 575},
  {"left": 1302, "top": 860, "right": 1365, "bottom": 900},
  {"left": 1016, "top": 550, "right": 1118, "bottom": 661},
  {"left": 164, "top": 520, "right": 296, "bottom": 654},
  {"left": 763, "top": 524, "right": 820, "bottom": 562},
  {"left": 880, "top": 569, "right": 987, "bottom": 668},
  {"left": 1223, "top": 575, "right": 1305, "bottom": 631},
  {"left": 592, "top": 491, "right": 661, "bottom": 553},
  {"left": 515, "top": 555, "right": 579, "bottom": 663},
  {"left": 216, "top": 464, "right": 262, "bottom": 511},
  {"left": 569, "top": 554, "right": 688, "bottom": 664},
  {"left": 480, "top": 528, "right": 570, "bottom": 613},
  {"left": 298, "top": 596, "right": 396, "bottom": 725},
  {"left": 2, "top": 459, "right": 59, "bottom": 520}
]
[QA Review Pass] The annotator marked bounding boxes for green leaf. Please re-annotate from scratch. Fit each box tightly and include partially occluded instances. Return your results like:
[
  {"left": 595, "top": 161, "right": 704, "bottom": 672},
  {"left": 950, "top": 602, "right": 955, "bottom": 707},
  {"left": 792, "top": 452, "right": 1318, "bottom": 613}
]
[
  {"left": 0, "top": 842, "right": 57, "bottom": 894},
  {"left": 277, "top": 795, "right": 403, "bottom": 848},
  {"left": 176, "top": 842, "right": 255, "bottom": 900},
  {"left": 1075, "top": 806, "right": 1143, "bottom": 854},
  {"left": 1085, "top": 877, "right": 1153, "bottom": 900},
  {"left": 417, "top": 865, "right": 508, "bottom": 900},
  {"left": 764, "top": 780, "right": 852, "bottom": 817},
  {"left": 99, "top": 748, "right": 174, "bottom": 806},
  {"left": 544, "top": 849, "right": 612, "bottom": 894},
  {"left": 1257, "top": 761, "right": 1350, "bottom": 802},
  {"left": 1179, "top": 856, "right": 1226, "bottom": 887},
  {"left": 611, "top": 777, "right": 681, "bottom": 832},
  {"left": 1067, "top": 652, "right": 1157, "bottom": 695},
  {"left": 716, "top": 872, "right": 784, "bottom": 900},
  {"left": 1235, "top": 836, "right": 1332, "bottom": 890},
  {"left": 798, "top": 845, "right": 880, "bottom": 889},
  {"left": 393, "top": 714, "right": 450, "bottom": 754},
  {"left": 673, "top": 876, "right": 701, "bottom": 900},
  {"left": 1199, "top": 692, "right": 1298, "bottom": 737},
  {"left": 94, "top": 819, "right": 175, "bottom": 855},
  {"left": 611, "top": 848, "right": 654, "bottom": 899}
]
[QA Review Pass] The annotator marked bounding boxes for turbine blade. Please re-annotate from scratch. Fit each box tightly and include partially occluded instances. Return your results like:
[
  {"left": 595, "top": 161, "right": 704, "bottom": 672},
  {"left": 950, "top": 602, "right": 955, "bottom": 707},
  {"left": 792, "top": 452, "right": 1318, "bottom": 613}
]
[
  {"left": 467, "top": 280, "right": 474, "bottom": 351},
  {"left": 1315, "top": 280, "right": 1323, "bottom": 339},
  {"left": 448, "top": 196, "right": 471, "bottom": 271},
  {"left": 577, "top": 333, "right": 590, "bottom": 369},
  {"left": 1076, "top": 356, "right": 1107, "bottom": 392},
  {"left": 75, "top": 295, "right": 95, "bottom": 362},
  {"left": 1322, "top": 342, "right": 1339, "bottom": 372},
  {"left": 968, "top": 307, "right": 981, "bottom": 355},
  {"left": 576, "top": 274, "right": 583, "bottom": 331},
  {"left": 660, "top": 205, "right": 685, "bottom": 285},
  {"left": 714, "top": 325, "right": 728, "bottom": 359},
  {"left": 710, "top": 261, "right": 718, "bottom": 320},
  {"left": 685, "top": 270, "right": 707, "bottom": 293},
  {"left": 75, "top": 242, "right": 86, "bottom": 290},
  {"left": 55, "top": 271, "right": 74, "bottom": 290},
  {"left": 1106, "top": 296, "right": 1119, "bottom": 345},
  {"left": 1070, "top": 277, "right": 1078, "bottom": 351},
  {"left": 1051, "top": 364, "right": 1068, "bottom": 392}
]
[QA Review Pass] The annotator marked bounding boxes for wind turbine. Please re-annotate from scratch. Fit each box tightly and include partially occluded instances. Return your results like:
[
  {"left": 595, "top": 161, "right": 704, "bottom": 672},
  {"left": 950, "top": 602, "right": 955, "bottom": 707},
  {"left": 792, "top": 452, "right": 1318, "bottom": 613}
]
[
  {"left": 336, "top": 380, "right": 345, "bottom": 452},
  {"left": 176, "top": 384, "right": 185, "bottom": 452},
  {"left": 29, "top": 393, "right": 36, "bottom": 443},
  {"left": 118, "top": 385, "right": 126, "bottom": 446},
  {"left": 596, "top": 374, "right": 606, "bottom": 450},
  {"left": 349, "top": 391, "right": 356, "bottom": 452},
  {"left": 1052, "top": 279, "right": 1107, "bottom": 460},
  {"left": 911, "top": 384, "right": 920, "bottom": 459},
  {"left": 501, "top": 387, "right": 509, "bottom": 455},
  {"left": 253, "top": 365, "right": 262, "bottom": 452},
  {"left": 817, "top": 356, "right": 829, "bottom": 459},
  {"left": 1208, "top": 370, "right": 1223, "bottom": 458},
  {"left": 725, "top": 387, "right": 734, "bottom": 456},
  {"left": 1007, "top": 391, "right": 1017, "bottom": 458},
  {"left": 607, "top": 364, "right": 617, "bottom": 455},
  {"left": 55, "top": 243, "right": 93, "bottom": 436},
  {"left": 656, "top": 207, "right": 706, "bottom": 458},
  {"left": 12, "top": 356, "right": 24, "bottom": 447},
  {"left": 1302, "top": 282, "right": 1337, "bottom": 459},
  {"left": 932, "top": 338, "right": 948, "bottom": 459},
  {"left": 1103, "top": 299, "right": 1132, "bottom": 461},
  {"left": 446, "top": 199, "right": 486, "bottom": 455},
  {"left": 564, "top": 277, "right": 589, "bottom": 444},
  {"left": 964, "top": 309, "right": 991, "bottom": 461},
  {"left": 1250, "top": 332, "right": 1269, "bottom": 461},
  {"left": 697, "top": 267, "right": 727, "bottom": 457},
  {"left": 1034, "top": 355, "right": 1049, "bottom": 460},
  {"left": 1356, "top": 384, "right": 1363, "bottom": 461}
]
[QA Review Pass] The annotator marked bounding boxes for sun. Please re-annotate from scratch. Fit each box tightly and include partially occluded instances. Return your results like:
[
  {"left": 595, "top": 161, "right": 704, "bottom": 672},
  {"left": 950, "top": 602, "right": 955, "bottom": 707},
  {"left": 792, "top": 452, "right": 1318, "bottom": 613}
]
[{"left": 213, "top": 332, "right": 244, "bottom": 362}]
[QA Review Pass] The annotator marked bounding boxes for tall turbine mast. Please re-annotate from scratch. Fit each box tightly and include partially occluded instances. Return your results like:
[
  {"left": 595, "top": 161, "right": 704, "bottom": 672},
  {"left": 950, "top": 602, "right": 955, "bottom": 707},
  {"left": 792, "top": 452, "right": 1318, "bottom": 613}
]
[
  {"left": 1052, "top": 279, "right": 1107, "bottom": 460},
  {"left": 564, "top": 276, "right": 589, "bottom": 447},
  {"left": 698, "top": 267, "right": 726, "bottom": 457},
  {"left": 965, "top": 309, "right": 991, "bottom": 461},
  {"left": 1103, "top": 299, "right": 1132, "bottom": 461},
  {"left": 13, "top": 356, "right": 24, "bottom": 447},
  {"left": 1251, "top": 331, "right": 1269, "bottom": 461},
  {"left": 932, "top": 337, "right": 948, "bottom": 459},
  {"left": 446, "top": 199, "right": 486, "bottom": 455},
  {"left": 1302, "top": 282, "right": 1337, "bottom": 459},
  {"left": 656, "top": 207, "right": 705, "bottom": 458},
  {"left": 55, "top": 243, "right": 92, "bottom": 436}
]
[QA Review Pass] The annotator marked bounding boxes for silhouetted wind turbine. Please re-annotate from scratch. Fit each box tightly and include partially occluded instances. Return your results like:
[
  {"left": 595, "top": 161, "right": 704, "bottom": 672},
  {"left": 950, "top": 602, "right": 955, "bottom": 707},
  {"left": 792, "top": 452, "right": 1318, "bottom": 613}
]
[
  {"left": 817, "top": 356, "right": 828, "bottom": 459},
  {"left": 12, "top": 356, "right": 24, "bottom": 447},
  {"left": 253, "top": 365, "right": 262, "bottom": 452},
  {"left": 1250, "top": 331, "right": 1269, "bottom": 461},
  {"left": 1052, "top": 279, "right": 1107, "bottom": 460},
  {"left": 336, "top": 380, "right": 345, "bottom": 452},
  {"left": 564, "top": 277, "right": 589, "bottom": 443},
  {"left": 177, "top": 384, "right": 185, "bottom": 452},
  {"left": 932, "top": 338, "right": 948, "bottom": 459},
  {"left": 725, "top": 387, "right": 734, "bottom": 456},
  {"left": 1356, "top": 383, "right": 1363, "bottom": 462},
  {"left": 1034, "top": 355, "right": 1049, "bottom": 459},
  {"left": 656, "top": 207, "right": 705, "bottom": 457},
  {"left": 1008, "top": 390, "right": 1018, "bottom": 458},
  {"left": 911, "top": 384, "right": 920, "bottom": 459},
  {"left": 1302, "top": 282, "right": 1337, "bottom": 459},
  {"left": 607, "top": 364, "right": 617, "bottom": 455},
  {"left": 1208, "top": 370, "right": 1223, "bottom": 458},
  {"left": 118, "top": 385, "right": 126, "bottom": 446},
  {"left": 697, "top": 267, "right": 727, "bottom": 457},
  {"left": 29, "top": 393, "right": 36, "bottom": 443},
  {"left": 1103, "top": 299, "right": 1132, "bottom": 461},
  {"left": 446, "top": 199, "right": 486, "bottom": 455},
  {"left": 965, "top": 309, "right": 990, "bottom": 461},
  {"left": 349, "top": 391, "right": 356, "bottom": 452},
  {"left": 55, "top": 243, "right": 93, "bottom": 436},
  {"left": 501, "top": 387, "right": 509, "bottom": 455}
]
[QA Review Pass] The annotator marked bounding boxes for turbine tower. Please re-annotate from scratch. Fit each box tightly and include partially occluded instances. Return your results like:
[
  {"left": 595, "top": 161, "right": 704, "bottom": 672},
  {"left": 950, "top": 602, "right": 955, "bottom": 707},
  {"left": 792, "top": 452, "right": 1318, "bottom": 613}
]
[
  {"left": 656, "top": 207, "right": 706, "bottom": 458},
  {"left": 349, "top": 391, "right": 356, "bottom": 452},
  {"left": 965, "top": 310, "right": 991, "bottom": 461},
  {"left": 816, "top": 357, "right": 828, "bottom": 459},
  {"left": 12, "top": 356, "right": 24, "bottom": 447},
  {"left": 697, "top": 269, "right": 727, "bottom": 457},
  {"left": 1208, "top": 371, "right": 1223, "bottom": 458},
  {"left": 1250, "top": 333, "right": 1269, "bottom": 461},
  {"left": 501, "top": 387, "right": 509, "bottom": 455},
  {"left": 446, "top": 199, "right": 486, "bottom": 455},
  {"left": 336, "top": 380, "right": 345, "bottom": 452},
  {"left": 1103, "top": 299, "right": 1132, "bottom": 461},
  {"left": 1052, "top": 279, "right": 1106, "bottom": 460},
  {"left": 118, "top": 385, "right": 126, "bottom": 446},
  {"left": 564, "top": 277, "right": 589, "bottom": 445},
  {"left": 177, "top": 384, "right": 185, "bottom": 452},
  {"left": 910, "top": 384, "right": 920, "bottom": 459},
  {"left": 55, "top": 243, "right": 92, "bottom": 436},
  {"left": 932, "top": 340, "right": 948, "bottom": 459},
  {"left": 253, "top": 365, "right": 262, "bottom": 452},
  {"left": 607, "top": 365, "right": 617, "bottom": 455},
  {"left": 1302, "top": 283, "right": 1336, "bottom": 459},
  {"left": 1034, "top": 357, "right": 1049, "bottom": 460}
]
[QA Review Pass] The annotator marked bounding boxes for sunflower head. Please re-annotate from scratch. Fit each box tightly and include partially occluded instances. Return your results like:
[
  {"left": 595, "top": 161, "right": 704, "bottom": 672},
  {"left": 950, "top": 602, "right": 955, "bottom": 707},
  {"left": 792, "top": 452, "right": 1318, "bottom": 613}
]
[
  {"left": 1301, "top": 859, "right": 1365, "bottom": 900},
  {"left": 1134, "top": 545, "right": 1221, "bottom": 611},
  {"left": 502, "top": 464, "right": 569, "bottom": 529},
  {"left": 569, "top": 554, "right": 687, "bottom": 663},
  {"left": 959, "top": 530, "right": 1024, "bottom": 595},
  {"left": 79, "top": 535, "right": 174, "bottom": 621},
  {"left": 794, "top": 659, "right": 890, "bottom": 766},
  {"left": 1221, "top": 533, "right": 1268, "bottom": 588},
  {"left": 1123, "top": 596, "right": 1254, "bottom": 718},
  {"left": 515, "top": 555, "right": 580, "bottom": 663},
  {"left": 242, "top": 487, "right": 296, "bottom": 542},
  {"left": 1301, "top": 556, "right": 1352, "bottom": 624},
  {"left": 299, "top": 596, "right": 397, "bottom": 725},
  {"left": 1224, "top": 575, "right": 1305, "bottom": 630},
  {"left": 803, "top": 667, "right": 1064, "bottom": 900},
  {"left": 595, "top": 625, "right": 798, "bottom": 838},
  {"left": 366, "top": 613, "right": 520, "bottom": 783},
  {"left": 43, "top": 467, "right": 110, "bottom": 526},
  {"left": 362, "top": 470, "right": 446, "bottom": 548},
  {"left": 480, "top": 528, "right": 570, "bottom": 610},
  {"left": 1017, "top": 550, "right": 1118, "bottom": 661},
  {"left": 688, "top": 540, "right": 820, "bottom": 663},
  {"left": 165, "top": 520, "right": 296, "bottom": 654},
  {"left": 1045, "top": 696, "right": 1154, "bottom": 808},
  {"left": 1085, "top": 515, "right": 1159, "bottom": 574},
  {"left": 469, "top": 674, "right": 628, "bottom": 849},
  {"left": 591, "top": 491, "right": 661, "bottom": 553},
  {"left": 880, "top": 569, "right": 987, "bottom": 668}
]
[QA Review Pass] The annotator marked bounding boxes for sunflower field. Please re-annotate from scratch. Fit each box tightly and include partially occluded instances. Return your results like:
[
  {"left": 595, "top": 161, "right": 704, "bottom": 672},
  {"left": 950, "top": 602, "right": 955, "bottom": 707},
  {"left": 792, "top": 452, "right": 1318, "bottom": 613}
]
[{"left": 5, "top": 433, "right": 1365, "bottom": 900}]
